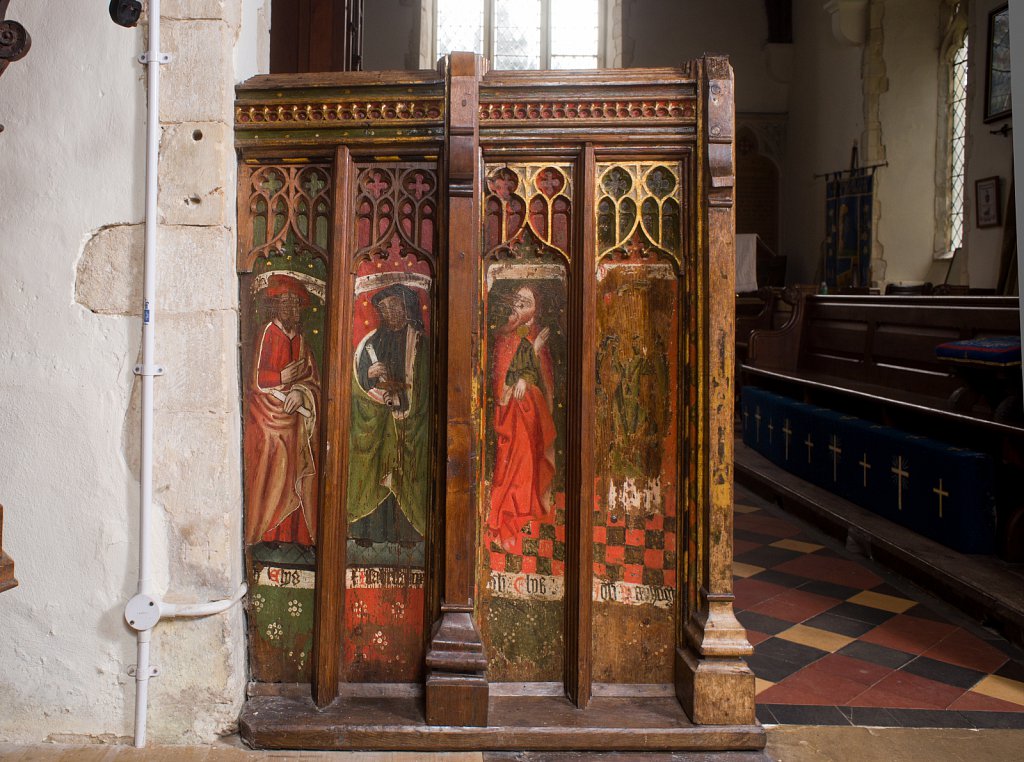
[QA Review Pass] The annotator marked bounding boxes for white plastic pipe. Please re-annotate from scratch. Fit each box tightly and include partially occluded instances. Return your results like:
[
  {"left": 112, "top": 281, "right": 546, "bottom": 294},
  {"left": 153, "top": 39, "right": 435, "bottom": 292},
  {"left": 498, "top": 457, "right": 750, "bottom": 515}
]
[
  {"left": 134, "top": 0, "right": 162, "bottom": 745},
  {"left": 125, "top": 0, "right": 246, "bottom": 747}
]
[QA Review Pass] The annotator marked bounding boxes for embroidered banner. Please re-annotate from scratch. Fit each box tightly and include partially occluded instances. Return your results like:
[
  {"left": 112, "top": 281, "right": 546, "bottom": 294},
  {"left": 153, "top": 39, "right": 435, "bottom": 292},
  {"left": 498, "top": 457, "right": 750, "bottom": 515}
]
[{"left": 825, "top": 170, "right": 874, "bottom": 289}]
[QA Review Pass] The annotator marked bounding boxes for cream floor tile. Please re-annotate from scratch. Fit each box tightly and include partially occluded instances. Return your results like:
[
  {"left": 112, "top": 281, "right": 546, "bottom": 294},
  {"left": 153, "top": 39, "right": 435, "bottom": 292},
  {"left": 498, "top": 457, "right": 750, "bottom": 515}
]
[
  {"left": 848, "top": 590, "right": 917, "bottom": 614},
  {"left": 770, "top": 538, "right": 824, "bottom": 554},
  {"left": 733, "top": 561, "right": 766, "bottom": 578},
  {"left": 971, "top": 674, "right": 1024, "bottom": 707},
  {"left": 756, "top": 678, "right": 775, "bottom": 696},
  {"left": 777, "top": 623, "right": 855, "bottom": 653}
]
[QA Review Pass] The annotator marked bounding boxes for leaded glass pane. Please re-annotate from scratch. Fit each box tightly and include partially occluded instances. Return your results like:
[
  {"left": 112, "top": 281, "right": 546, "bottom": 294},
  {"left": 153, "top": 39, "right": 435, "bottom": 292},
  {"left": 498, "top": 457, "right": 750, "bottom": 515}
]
[
  {"left": 437, "top": 0, "right": 484, "bottom": 57},
  {"left": 950, "top": 35, "right": 968, "bottom": 251},
  {"left": 493, "top": 0, "right": 540, "bottom": 70},
  {"left": 551, "top": 0, "right": 599, "bottom": 57}
]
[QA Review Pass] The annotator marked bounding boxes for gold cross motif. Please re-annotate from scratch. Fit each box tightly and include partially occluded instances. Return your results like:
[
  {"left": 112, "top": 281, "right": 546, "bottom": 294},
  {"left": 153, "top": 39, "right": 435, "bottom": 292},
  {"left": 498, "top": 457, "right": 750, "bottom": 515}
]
[
  {"left": 743, "top": 407, "right": 749, "bottom": 430},
  {"left": 891, "top": 456, "right": 909, "bottom": 511},
  {"left": 828, "top": 435, "right": 842, "bottom": 482},
  {"left": 933, "top": 479, "right": 949, "bottom": 518},
  {"left": 783, "top": 419, "right": 792, "bottom": 460},
  {"left": 767, "top": 418, "right": 775, "bottom": 444},
  {"left": 755, "top": 406, "right": 762, "bottom": 442},
  {"left": 859, "top": 453, "right": 871, "bottom": 487},
  {"left": 804, "top": 433, "right": 814, "bottom": 463}
]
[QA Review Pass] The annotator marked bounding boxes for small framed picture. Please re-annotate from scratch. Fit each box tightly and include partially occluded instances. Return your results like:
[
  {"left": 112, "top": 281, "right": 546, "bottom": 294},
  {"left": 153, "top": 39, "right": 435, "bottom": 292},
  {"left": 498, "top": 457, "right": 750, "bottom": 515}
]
[
  {"left": 975, "top": 176, "right": 1001, "bottom": 228},
  {"left": 984, "top": 4, "right": 1011, "bottom": 123}
]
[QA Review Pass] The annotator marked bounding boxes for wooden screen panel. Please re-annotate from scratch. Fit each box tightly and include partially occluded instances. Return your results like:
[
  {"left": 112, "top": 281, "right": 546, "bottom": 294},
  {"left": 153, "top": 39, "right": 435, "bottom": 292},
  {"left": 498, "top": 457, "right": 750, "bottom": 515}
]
[
  {"left": 240, "top": 164, "right": 332, "bottom": 682},
  {"left": 592, "top": 162, "right": 683, "bottom": 683},
  {"left": 480, "top": 163, "right": 572, "bottom": 681},
  {"left": 343, "top": 163, "right": 438, "bottom": 682}
]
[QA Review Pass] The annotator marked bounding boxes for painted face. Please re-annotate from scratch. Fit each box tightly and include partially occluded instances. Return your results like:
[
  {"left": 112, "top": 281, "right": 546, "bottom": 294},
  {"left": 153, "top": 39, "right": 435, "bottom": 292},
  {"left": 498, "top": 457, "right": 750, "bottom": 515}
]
[
  {"left": 377, "top": 294, "right": 408, "bottom": 330},
  {"left": 273, "top": 294, "right": 303, "bottom": 332},
  {"left": 510, "top": 286, "right": 537, "bottom": 326}
]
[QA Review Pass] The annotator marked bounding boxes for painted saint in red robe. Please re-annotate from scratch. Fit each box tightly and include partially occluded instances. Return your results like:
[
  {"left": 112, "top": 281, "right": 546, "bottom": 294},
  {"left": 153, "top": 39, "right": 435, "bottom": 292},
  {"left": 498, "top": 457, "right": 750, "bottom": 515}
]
[
  {"left": 244, "top": 274, "right": 321, "bottom": 547},
  {"left": 488, "top": 284, "right": 556, "bottom": 551}
]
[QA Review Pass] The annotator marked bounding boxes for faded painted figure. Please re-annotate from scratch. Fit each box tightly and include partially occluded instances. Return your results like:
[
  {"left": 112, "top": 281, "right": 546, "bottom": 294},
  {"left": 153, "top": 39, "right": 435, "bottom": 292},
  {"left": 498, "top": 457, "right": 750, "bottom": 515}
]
[
  {"left": 244, "top": 273, "right": 321, "bottom": 547},
  {"left": 348, "top": 283, "right": 430, "bottom": 543},
  {"left": 488, "top": 285, "right": 556, "bottom": 550}
]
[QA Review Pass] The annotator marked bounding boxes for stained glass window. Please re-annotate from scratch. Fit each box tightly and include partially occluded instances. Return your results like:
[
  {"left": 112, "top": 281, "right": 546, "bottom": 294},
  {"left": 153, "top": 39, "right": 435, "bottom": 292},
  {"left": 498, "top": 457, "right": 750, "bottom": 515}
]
[{"left": 435, "top": 0, "right": 602, "bottom": 70}]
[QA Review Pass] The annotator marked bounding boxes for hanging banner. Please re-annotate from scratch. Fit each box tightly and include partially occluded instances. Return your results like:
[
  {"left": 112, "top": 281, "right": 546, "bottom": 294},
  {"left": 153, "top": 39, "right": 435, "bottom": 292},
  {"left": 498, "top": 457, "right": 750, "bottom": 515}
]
[{"left": 825, "top": 169, "right": 875, "bottom": 289}]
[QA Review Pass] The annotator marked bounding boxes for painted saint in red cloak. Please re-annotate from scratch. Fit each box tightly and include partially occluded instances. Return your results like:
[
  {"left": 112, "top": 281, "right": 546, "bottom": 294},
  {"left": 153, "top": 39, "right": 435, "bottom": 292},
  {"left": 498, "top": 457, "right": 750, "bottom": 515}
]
[
  {"left": 488, "top": 284, "right": 556, "bottom": 551},
  {"left": 244, "top": 274, "right": 321, "bottom": 547}
]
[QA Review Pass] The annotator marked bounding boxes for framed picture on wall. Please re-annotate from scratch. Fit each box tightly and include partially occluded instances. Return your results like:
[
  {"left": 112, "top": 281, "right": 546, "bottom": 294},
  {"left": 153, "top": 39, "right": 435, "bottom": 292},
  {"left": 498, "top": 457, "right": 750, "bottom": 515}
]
[
  {"left": 984, "top": 4, "right": 1011, "bottom": 123},
  {"left": 975, "top": 176, "right": 1001, "bottom": 228}
]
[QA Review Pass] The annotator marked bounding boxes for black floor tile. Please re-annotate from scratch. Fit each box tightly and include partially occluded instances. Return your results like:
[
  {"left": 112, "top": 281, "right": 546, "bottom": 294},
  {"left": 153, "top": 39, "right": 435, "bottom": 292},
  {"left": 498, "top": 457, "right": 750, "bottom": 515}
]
[
  {"left": 995, "top": 658, "right": 1024, "bottom": 682},
  {"left": 797, "top": 580, "right": 861, "bottom": 600},
  {"left": 747, "top": 638, "right": 827, "bottom": 683},
  {"left": 871, "top": 582, "right": 910, "bottom": 598},
  {"left": 749, "top": 569, "right": 812, "bottom": 589},
  {"left": 962, "top": 710, "right": 1024, "bottom": 729},
  {"left": 901, "top": 655, "right": 986, "bottom": 690},
  {"left": 755, "top": 705, "right": 778, "bottom": 725},
  {"left": 735, "top": 546, "right": 802, "bottom": 568},
  {"left": 883, "top": 709, "right": 975, "bottom": 729},
  {"left": 737, "top": 610, "right": 793, "bottom": 636},
  {"left": 837, "top": 641, "right": 916, "bottom": 670},
  {"left": 762, "top": 704, "right": 852, "bottom": 726},
  {"left": 826, "top": 601, "right": 897, "bottom": 627},
  {"left": 839, "top": 706, "right": 900, "bottom": 727},
  {"left": 901, "top": 604, "right": 948, "bottom": 623},
  {"left": 803, "top": 611, "right": 877, "bottom": 637}
]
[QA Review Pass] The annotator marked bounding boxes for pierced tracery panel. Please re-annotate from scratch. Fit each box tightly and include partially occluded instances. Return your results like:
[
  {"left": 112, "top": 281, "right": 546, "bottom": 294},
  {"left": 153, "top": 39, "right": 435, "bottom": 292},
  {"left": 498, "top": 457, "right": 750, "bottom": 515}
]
[
  {"left": 344, "top": 164, "right": 438, "bottom": 683},
  {"left": 480, "top": 163, "right": 572, "bottom": 681},
  {"left": 592, "top": 162, "right": 684, "bottom": 683},
  {"left": 240, "top": 165, "right": 332, "bottom": 269}
]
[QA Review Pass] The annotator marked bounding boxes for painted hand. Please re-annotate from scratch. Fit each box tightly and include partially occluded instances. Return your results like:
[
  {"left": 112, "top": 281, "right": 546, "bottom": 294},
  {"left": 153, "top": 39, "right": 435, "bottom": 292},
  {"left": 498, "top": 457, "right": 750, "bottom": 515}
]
[
  {"left": 513, "top": 378, "right": 528, "bottom": 400},
  {"left": 283, "top": 389, "right": 305, "bottom": 414},
  {"left": 280, "top": 358, "right": 307, "bottom": 385},
  {"left": 368, "top": 361, "right": 389, "bottom": 382}
]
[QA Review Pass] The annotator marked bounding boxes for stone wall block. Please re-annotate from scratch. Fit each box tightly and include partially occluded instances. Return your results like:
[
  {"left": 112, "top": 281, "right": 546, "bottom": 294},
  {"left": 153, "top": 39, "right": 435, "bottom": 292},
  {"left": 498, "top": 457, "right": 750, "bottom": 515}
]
[
  {"left": 159, "top": 122, "right": 232, "bottom": 227},
  {"left": 160, "top": 21, "right": 233, "bottom": 124},
  {"left": 161, "top": 0, "right": 230, "bottom": 21},
  {"left": 76, "top": 224, "right": 143, "bottom": 315},
  {"left": 77, "top": 224, "right": 235, "bottom": 316},
  {"left": 153, "top": 310, "right": 237, "bottom": 415}
]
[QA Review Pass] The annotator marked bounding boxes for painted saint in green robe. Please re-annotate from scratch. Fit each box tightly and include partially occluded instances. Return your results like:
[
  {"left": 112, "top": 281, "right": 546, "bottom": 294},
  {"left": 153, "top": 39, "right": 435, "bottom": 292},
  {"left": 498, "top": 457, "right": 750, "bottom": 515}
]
[{"left": 347, "top": 283, "right": 430, "bottom": 543}]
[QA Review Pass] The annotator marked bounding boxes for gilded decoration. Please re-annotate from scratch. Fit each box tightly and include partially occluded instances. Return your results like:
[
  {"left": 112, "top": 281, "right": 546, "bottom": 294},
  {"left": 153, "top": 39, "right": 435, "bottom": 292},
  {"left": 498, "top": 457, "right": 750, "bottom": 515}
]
[
  {"left": 235, "top": 99, "right": 445, "bottom": 127},
  {"left": 479, "top": 100, "right": 695, "bottom": 122}
]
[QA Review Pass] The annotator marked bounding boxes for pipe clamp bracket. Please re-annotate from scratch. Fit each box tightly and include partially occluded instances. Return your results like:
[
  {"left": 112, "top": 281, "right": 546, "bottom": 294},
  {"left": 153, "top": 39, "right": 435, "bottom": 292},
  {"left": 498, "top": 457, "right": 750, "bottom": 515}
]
[
  {"left": 128, "top": 665, "right": 160, "bottom": 677},
  {"left": 133, "top": 364, "right": 165, "bottom": 377},
  {"left": 138, "top": 51, "right": 171, "bottom": 65}
]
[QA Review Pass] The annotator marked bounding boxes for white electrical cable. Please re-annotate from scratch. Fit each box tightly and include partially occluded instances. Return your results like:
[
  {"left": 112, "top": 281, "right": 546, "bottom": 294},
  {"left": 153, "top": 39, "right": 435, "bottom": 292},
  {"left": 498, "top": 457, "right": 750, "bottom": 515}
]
[{"left": 124, "top": 0, "right": 246, "bottom": 747}]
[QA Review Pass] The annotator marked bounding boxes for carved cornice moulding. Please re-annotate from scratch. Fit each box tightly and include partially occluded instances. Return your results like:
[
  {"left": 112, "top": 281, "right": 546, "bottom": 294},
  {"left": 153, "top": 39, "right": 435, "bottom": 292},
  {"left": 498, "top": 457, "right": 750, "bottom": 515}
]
[
  {"left": 235, "top": 99, "right": 446, "bottom": 126},
  {"left": 478, "top": 99, "right": 696, "bottom": 122}
]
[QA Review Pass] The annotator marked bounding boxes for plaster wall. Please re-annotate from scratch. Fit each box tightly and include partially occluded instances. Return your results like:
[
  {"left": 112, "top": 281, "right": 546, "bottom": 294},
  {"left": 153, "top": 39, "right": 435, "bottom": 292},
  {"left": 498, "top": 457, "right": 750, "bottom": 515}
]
[
  {"left": 0, "top": 0, "right": 260, "bottom": 744},
  {"left": 781, "top": 4, "right": 864, "bottom": 284},
  {"left": 622, "top": 0, "right": 789, "bottom": 113},
  {"left": 872, "top": 0, "right": 942, "bottom": 285},
  {"left": 966, "top": 0, "right": 1014, "bottom": 289}
]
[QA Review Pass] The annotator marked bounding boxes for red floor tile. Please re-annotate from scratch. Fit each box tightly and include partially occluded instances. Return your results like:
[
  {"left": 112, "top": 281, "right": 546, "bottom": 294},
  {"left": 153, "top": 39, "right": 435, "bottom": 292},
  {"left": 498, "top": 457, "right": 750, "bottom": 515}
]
[
  {"left": 746, "top": 629, "right": 772, "bottom": 646},
  {"left": 921, "top": 627, "right": 1010, "bottom": 674},
  {"left": 734, "top": 513, "right": 803, "bottom": 538},
  {"left": 747, "top": 588, "right": 841, "bottom": 623},
  {"left": 859, "top": 614, "right": 959, "bottom": 655},
  {"left": 800, "top": 653, "right": 892, "bottom": 688},
  {"left": 947, "top": 690, "right": 1024, "bottom": 713},
  {"left": 733, "top": 538, "right": 760, "bottom": 556},
  {"left": 757, "top": 672, "right": 868, "bottom": 706},
  {"left": 733, "top": 577, "right": 791, "bottom": 611},
  {"left": 848, "top": 670, "right": 966, "bottom": 710},
  {"left": 773, "top": 555, "right": 884, "bottom": 589}
]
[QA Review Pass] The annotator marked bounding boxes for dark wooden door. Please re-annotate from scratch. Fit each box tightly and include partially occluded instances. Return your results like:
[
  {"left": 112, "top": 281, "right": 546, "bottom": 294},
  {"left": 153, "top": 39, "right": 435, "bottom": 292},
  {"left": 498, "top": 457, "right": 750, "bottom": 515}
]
[{"left": 234, "top": 55, "right": 760, "bottom": 751}]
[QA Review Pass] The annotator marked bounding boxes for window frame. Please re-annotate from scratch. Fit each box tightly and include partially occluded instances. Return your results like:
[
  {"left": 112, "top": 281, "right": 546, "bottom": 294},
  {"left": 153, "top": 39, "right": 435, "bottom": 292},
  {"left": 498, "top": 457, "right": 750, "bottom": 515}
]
[
  {"left": 933, "top": 2, "right": 969, "bottom": 261},
  {"left": 420, "top": 0, "right": 619, "bottom": 70}
]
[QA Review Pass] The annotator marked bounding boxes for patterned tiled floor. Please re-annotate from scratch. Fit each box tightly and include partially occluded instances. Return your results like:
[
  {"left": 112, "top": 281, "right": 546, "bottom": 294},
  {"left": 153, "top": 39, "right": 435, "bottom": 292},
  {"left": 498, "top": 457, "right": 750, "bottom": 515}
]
[{"left": 733, "top": 483, "right": 1024, "bottom": 728}]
